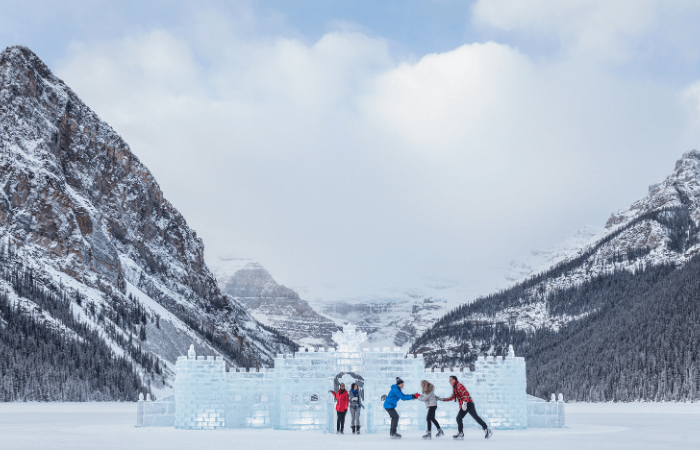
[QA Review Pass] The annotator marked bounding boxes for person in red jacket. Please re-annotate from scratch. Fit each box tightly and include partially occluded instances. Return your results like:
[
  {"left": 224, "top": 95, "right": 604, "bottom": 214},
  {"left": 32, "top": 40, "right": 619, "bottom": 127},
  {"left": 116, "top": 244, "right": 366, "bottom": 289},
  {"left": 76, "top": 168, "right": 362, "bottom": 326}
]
[
  {"left": 329, "top": 383, "right": 349, "bottom": 434},
  {"left": 439, "top": 375, "right": 492, "bottom": 440}
]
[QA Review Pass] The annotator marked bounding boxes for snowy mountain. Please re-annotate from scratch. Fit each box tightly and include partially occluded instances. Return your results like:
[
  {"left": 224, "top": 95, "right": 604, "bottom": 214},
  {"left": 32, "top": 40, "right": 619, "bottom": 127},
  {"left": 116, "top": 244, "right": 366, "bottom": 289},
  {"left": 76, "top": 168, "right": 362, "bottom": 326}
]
[
  {"left": 503, "top": 225, "right": 604, "bottom": 285},
  {"left": 212, "top": 257, "right": 467, "bottom": 349},
  {"left": 411, "top": 151, "right": 700, "bottom": 401},
  {"left": 0, "top": 46, "right": 296, "bottom": 399},
  {"left": 212, "top": 257, "right": 339, "bottom": 347}
]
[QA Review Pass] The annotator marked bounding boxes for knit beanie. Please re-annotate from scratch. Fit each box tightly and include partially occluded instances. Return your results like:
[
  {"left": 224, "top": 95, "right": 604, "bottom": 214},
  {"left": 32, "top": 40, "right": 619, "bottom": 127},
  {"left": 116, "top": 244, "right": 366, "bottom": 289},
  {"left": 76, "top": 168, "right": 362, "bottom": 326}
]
[{"left": 396, "top": 377, "right": 404, "bottom": 385}]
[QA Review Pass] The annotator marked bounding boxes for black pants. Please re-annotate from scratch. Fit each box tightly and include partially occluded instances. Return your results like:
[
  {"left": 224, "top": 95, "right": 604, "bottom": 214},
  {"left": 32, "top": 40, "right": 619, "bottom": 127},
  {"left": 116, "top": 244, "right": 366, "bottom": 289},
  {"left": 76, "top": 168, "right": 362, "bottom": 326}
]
[
  {"left": 385, "top": 408, "right": 399, "bottom": 435},
  {"left": 456, "top": 402, "right": 488, "bottom": 432},
  {"left": 426, "top": 405, "right": 440, "bottom": 431},
  {"left": 336, "top": 410, "right": 347, "bottom": 431}
]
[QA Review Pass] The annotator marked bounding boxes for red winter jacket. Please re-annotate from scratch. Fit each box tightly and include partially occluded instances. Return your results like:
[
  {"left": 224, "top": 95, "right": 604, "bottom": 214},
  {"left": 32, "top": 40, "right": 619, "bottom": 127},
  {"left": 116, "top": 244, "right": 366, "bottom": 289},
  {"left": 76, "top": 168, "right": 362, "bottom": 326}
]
[
  {"left": 332, "top": 389, "right": 349, "bottom": 412},
  {"left": 444, "top": 382, "right": 473, "bottom": 407}
]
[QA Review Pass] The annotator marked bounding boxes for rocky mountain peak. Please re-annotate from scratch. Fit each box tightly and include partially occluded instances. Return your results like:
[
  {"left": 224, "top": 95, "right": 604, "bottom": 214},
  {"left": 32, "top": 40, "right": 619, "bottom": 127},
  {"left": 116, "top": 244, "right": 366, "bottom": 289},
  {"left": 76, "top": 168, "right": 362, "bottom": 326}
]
[
  {"left": 606, "top": 149, "right": 700, "bottom": 229},
  {"left": 1, "top": 45, "right": 297, "bottom": 379}
]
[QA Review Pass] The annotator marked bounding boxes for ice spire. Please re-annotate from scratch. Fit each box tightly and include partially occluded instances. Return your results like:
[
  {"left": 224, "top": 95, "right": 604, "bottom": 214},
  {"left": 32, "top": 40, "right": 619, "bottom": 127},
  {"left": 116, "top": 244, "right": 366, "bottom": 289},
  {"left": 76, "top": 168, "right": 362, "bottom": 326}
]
[{"left": 332, "top": 323, "right": 367, "bottom": 352}]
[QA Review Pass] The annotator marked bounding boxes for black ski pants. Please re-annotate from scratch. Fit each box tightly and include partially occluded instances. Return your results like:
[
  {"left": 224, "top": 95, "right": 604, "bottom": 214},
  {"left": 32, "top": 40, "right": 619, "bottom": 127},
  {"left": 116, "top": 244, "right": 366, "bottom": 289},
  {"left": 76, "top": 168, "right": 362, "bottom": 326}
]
[
  {"left": 336, "top": 410, "right": 347, "bottom": 432},
  {"left": 426, "top": 405, "right": 440, "bottom": 431},
  {"left": 456, "top": 402, "right": 488, "bottom": 432},
  {"left": 385, "top": 408, "right": 399, "bottom": 435}
]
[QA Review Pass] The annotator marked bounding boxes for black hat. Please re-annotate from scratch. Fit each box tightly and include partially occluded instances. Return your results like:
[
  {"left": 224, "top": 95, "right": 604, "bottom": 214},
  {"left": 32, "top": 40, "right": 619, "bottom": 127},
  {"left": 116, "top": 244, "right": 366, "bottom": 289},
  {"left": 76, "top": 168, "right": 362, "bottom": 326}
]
[{"left": 396, "top": 377, "right": 404, "bottom": 385}]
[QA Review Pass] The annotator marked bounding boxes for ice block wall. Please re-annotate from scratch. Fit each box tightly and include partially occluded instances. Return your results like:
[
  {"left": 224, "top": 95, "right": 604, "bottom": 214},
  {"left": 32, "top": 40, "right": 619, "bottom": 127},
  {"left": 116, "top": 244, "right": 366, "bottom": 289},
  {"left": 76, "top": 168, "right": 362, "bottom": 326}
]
[
  {"left": 142, "top": 328, "right": 555, "bottom": 431},
  {"left": 420, "top": 351, "right": 527, "bottom": 430},
  {"left": 272, "top": 350, "right": 331, "bottom": 430},
  {"left": 363, "top": 348, "right": 425, "bottom": 433},
  {"left": 137, "top": 394, "right": 175, "bottom": 427},
  {"left": 174, "top": 345, "right": 226, "bottom": 429},
  {"left": 527, "top": 393, "right": 565, "bottom": 428}
]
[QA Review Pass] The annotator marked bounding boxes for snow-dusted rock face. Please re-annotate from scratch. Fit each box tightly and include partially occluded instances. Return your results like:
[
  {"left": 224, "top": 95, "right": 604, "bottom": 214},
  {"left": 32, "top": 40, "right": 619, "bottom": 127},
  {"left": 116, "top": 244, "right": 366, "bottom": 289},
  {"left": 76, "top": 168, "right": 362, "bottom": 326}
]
[
  {"left": 213, "top": 258, "right": 338, "bottom": 347},
  {"left": 315, "top": 295, "right": 449, "bottom": 348},
  {"left": 0, "top": 46, "right": 296, "bottom": 389},
  {"left": 504, "top": 225, "right": 603, "bottom": 285},
  {"left": 607, "top": 150, "right": 700, "bottom": 227}
]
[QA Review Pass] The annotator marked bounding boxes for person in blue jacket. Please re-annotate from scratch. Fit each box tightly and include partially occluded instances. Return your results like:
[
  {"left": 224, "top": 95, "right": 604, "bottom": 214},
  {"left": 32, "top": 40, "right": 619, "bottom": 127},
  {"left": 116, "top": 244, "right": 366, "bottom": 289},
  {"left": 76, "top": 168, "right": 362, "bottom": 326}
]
[{"left": 382, "top": 377, "right": 419, "bottom": 439}]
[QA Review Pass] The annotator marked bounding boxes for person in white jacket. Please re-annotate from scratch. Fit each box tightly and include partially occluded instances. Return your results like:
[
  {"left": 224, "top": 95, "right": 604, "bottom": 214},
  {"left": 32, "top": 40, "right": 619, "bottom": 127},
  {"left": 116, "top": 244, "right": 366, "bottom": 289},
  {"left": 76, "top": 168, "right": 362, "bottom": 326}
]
[{"left": 417, "top": 380, "right": 443, "bottom": 439}]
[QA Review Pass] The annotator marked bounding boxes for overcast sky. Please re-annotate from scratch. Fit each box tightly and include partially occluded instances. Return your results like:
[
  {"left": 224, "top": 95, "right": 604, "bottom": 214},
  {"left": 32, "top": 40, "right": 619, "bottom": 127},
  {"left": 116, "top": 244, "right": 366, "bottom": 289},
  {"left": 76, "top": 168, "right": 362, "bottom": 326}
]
[{"left": 4, "top": 1, "right": 700, "bottom": 301}]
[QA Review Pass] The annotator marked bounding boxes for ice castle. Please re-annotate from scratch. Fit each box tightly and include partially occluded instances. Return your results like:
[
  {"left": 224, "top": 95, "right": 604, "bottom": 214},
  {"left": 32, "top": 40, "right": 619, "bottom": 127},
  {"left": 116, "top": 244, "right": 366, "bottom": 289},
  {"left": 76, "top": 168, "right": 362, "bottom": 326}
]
[{"left": 136, "top": 324, "right": 565, "bottom": 431}]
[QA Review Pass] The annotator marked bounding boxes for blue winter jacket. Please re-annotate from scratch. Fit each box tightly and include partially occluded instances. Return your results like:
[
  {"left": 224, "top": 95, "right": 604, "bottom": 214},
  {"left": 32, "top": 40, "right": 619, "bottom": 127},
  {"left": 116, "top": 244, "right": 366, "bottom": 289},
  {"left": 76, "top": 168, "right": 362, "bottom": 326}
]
[{"left": 383, "top": 384, "right": 414, "bottom": 409}]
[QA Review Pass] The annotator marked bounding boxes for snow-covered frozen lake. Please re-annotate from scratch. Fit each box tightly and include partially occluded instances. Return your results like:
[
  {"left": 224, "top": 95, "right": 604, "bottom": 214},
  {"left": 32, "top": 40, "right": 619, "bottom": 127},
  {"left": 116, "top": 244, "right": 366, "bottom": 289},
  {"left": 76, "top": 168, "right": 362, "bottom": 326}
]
[{"left": 0, "top": 402, "right": 698, "bottom": 449}]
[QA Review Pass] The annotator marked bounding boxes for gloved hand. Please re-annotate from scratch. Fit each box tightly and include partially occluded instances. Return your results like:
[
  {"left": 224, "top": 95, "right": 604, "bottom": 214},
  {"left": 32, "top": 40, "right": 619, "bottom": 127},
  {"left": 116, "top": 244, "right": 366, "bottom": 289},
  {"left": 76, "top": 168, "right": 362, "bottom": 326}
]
[
  {"left": 435, "top": 396, "right": 443, "bottom": 401},
  {"left": 413, "top": 393, "right": 420, "bottom": 399},
  {"left": 361, "top": 405, "right": 365, "bottom": 409},
  {"left": 381, "top": 394, "right": 387, "bottom": 401},
  {"left": 328, "top": 390, "right": 334, "bottom": 394},
  {"left": 461, "top": 402, "right": 468, "bottom": 411}
]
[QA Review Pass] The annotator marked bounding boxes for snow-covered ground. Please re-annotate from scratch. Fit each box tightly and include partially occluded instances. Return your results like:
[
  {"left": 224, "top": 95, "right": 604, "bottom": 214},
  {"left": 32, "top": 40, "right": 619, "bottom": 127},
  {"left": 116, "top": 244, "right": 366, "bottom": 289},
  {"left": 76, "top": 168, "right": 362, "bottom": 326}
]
[{"left": 1, "top": 402, "right": 698, "bottom": 449}]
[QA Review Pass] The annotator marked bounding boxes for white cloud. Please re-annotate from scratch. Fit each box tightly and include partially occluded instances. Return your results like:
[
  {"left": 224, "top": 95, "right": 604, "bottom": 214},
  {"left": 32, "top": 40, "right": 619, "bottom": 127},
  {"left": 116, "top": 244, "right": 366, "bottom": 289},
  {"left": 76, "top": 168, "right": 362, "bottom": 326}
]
[
  {"left": 471, "top": 0, "right": 700, "bottom": 63},
  {"left": 55, "top": 8, "right": 699, "bottom": 302}
]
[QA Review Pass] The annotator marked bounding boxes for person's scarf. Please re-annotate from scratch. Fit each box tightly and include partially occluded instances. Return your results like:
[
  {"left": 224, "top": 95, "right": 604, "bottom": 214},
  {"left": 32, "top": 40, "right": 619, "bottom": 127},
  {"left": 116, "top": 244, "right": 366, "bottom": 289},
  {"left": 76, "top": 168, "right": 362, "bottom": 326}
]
[{"left": 350, "top": 388, "right": 359, "bottom": 397}]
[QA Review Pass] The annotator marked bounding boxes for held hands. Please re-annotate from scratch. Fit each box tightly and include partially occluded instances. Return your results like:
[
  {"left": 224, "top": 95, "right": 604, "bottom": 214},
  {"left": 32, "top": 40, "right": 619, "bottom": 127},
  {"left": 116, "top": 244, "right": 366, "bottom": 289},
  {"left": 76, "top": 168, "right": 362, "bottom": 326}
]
[
  {"left": 413, "top": 393, "right": 420, "bottom": 399},
  {"left": 435, "top": 396, "right": 443, "bottom": 401}
]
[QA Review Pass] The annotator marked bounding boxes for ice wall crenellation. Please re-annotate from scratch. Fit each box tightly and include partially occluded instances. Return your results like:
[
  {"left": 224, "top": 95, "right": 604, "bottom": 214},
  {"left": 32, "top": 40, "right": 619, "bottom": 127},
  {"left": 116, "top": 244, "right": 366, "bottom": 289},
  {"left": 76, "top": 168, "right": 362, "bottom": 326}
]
[{"left": 138, "top": 330, "right": 564, "bottom": 431}]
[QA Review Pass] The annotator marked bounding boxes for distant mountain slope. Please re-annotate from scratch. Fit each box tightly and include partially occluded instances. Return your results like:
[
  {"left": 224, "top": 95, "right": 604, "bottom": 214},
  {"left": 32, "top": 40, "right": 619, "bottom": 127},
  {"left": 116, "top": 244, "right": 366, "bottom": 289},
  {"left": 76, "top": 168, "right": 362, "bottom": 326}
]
[
  {"left": 0, "top": 45, "right": 296, "bottom": 398},
  {"left": 213, "top": 258, "right": 456, "bottom": 349},
  {"left": 411, "top": 151, "right": 700, "bottom": 401},
  {"left": 213, "top": 258, "right": 338, "bottom": 347}
]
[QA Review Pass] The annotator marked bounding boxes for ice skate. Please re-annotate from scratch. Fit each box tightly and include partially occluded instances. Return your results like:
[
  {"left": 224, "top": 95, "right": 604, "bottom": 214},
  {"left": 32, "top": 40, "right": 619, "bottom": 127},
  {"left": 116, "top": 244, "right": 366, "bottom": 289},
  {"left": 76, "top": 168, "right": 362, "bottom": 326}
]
[
  {"left": 422, "top": 431, "right": 432, "bottom": 440},
  {"left": 453, "top": 432, "right": 464, "bottom": 440},
  {"left": 352, "top": 426, "right": 356, "bottom": 434},
  {"left": 391, "top": 433, "right": 402, "bottom": 439},
  {"left": 485, "top": 428, "right": 493, "bottom": 439},
  {"left": 435, "top": 429, "right": 444, "bottom": 438},
  {"left": 356, "top": 426, "right": 361, "bottom": 435}
]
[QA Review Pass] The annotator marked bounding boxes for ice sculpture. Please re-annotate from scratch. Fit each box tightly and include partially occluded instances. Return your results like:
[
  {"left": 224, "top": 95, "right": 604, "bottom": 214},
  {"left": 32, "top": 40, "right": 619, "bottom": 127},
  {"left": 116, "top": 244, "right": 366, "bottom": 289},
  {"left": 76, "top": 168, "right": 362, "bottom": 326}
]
[
  {"left": 332, "top": 323, "right": 367, "bottom": 352},
  {"left": 140, "top": 324, "right": 562, "bottom": 431}
]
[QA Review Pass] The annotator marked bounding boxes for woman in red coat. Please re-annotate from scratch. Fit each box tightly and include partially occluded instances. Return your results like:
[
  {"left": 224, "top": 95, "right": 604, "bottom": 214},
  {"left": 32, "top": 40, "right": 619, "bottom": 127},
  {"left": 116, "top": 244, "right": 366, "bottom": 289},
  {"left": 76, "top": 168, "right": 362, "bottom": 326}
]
[{"left": 329, "top": 383, "right": 349, "bottom": 434}]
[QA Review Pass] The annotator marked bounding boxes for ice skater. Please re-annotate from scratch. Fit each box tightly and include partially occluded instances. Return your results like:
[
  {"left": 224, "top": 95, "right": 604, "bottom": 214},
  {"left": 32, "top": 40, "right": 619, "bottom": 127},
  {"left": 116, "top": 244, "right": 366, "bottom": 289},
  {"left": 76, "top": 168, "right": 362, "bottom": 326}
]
[
  {"left": 417, "top": 380, "right": 443, "bottom": 439},
  {"left": 329, "top": 383, "right": 349, "bottom": 434},
  {"left": 382, "top": 377, "right": 419, "bottom": 439},
  {"left": 348, "top": 382, "right": 364, "bottom": 434},
  {"left": 438, "top": 375, "right": 492, "bottom": 440}
]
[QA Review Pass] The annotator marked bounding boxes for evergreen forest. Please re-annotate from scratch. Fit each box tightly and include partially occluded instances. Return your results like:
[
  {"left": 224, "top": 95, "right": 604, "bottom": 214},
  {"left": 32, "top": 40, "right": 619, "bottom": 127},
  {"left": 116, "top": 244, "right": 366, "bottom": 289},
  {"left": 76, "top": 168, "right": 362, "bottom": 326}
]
[{"left": 413, "top": 253, "right": 700, "bottom": 401}]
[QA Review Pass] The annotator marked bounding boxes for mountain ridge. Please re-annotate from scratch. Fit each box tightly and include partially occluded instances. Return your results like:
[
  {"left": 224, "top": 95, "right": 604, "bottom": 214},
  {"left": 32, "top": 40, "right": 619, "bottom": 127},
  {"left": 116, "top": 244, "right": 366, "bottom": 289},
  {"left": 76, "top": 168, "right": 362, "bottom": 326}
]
[
  {"left": 410, "top": 150, "right": 700, "bottom": 401},
  {"left": 0, "top": 45, "right": 296, "bottom": 398}
]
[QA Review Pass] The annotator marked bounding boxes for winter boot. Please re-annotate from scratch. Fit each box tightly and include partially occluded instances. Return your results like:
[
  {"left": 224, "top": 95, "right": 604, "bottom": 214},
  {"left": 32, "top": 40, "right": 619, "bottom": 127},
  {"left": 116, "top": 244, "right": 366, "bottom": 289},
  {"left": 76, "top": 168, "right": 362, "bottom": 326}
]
[
  {"left": 453, "top": 432, "right": 464, "bottom": 440},
  {"left": 352, "top": 426, "right": 356, "bottom": 434},
  {"left": 484, "top": 428, "right": 493, "bottom": 439},
  {"left": 422, "top": 431, "right": 432, "bottom": 440},
  {"left": 391, "top": 433, "right": 402, "bottom": 439},
  {"left": 435, "top": 429, "right": 444, "bottom": 438},
  {"left": 357, "top": 426, "right": 361, "bottom": 435}
]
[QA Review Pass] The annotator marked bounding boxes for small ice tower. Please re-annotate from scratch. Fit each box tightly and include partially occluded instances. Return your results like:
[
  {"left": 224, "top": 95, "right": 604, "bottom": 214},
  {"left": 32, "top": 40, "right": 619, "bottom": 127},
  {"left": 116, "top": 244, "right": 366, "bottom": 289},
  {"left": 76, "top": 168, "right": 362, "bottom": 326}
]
[{"left": 332, "top": 323, "right": 367, "bottom": 352}]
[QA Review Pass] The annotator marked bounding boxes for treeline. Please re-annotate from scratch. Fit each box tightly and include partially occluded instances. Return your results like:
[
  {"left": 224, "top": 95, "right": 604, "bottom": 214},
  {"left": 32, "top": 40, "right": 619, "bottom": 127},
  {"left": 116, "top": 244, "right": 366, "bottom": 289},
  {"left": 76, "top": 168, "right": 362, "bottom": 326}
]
[
  {"left": 423, "top": 206, "right": 698, "bottom": 327},
  {"left": 520, "top": 257, "right": 700, "bottom": 401},
  {"left": 414, "top": 259, "right": 700, "bottom": 401},
  {"left": 412, "top": 205, "right": 700, "bottom": 401},
  {"left": 0, "top": 258, "right": 150, "bottom": 401}
]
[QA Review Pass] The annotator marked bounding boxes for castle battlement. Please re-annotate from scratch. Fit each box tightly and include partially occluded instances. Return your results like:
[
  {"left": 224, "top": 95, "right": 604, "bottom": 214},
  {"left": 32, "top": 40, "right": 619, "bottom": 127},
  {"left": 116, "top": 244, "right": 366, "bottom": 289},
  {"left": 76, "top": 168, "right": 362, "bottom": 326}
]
[{"left": 137, "top": 325, "right": 564, "bottom": 431}]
